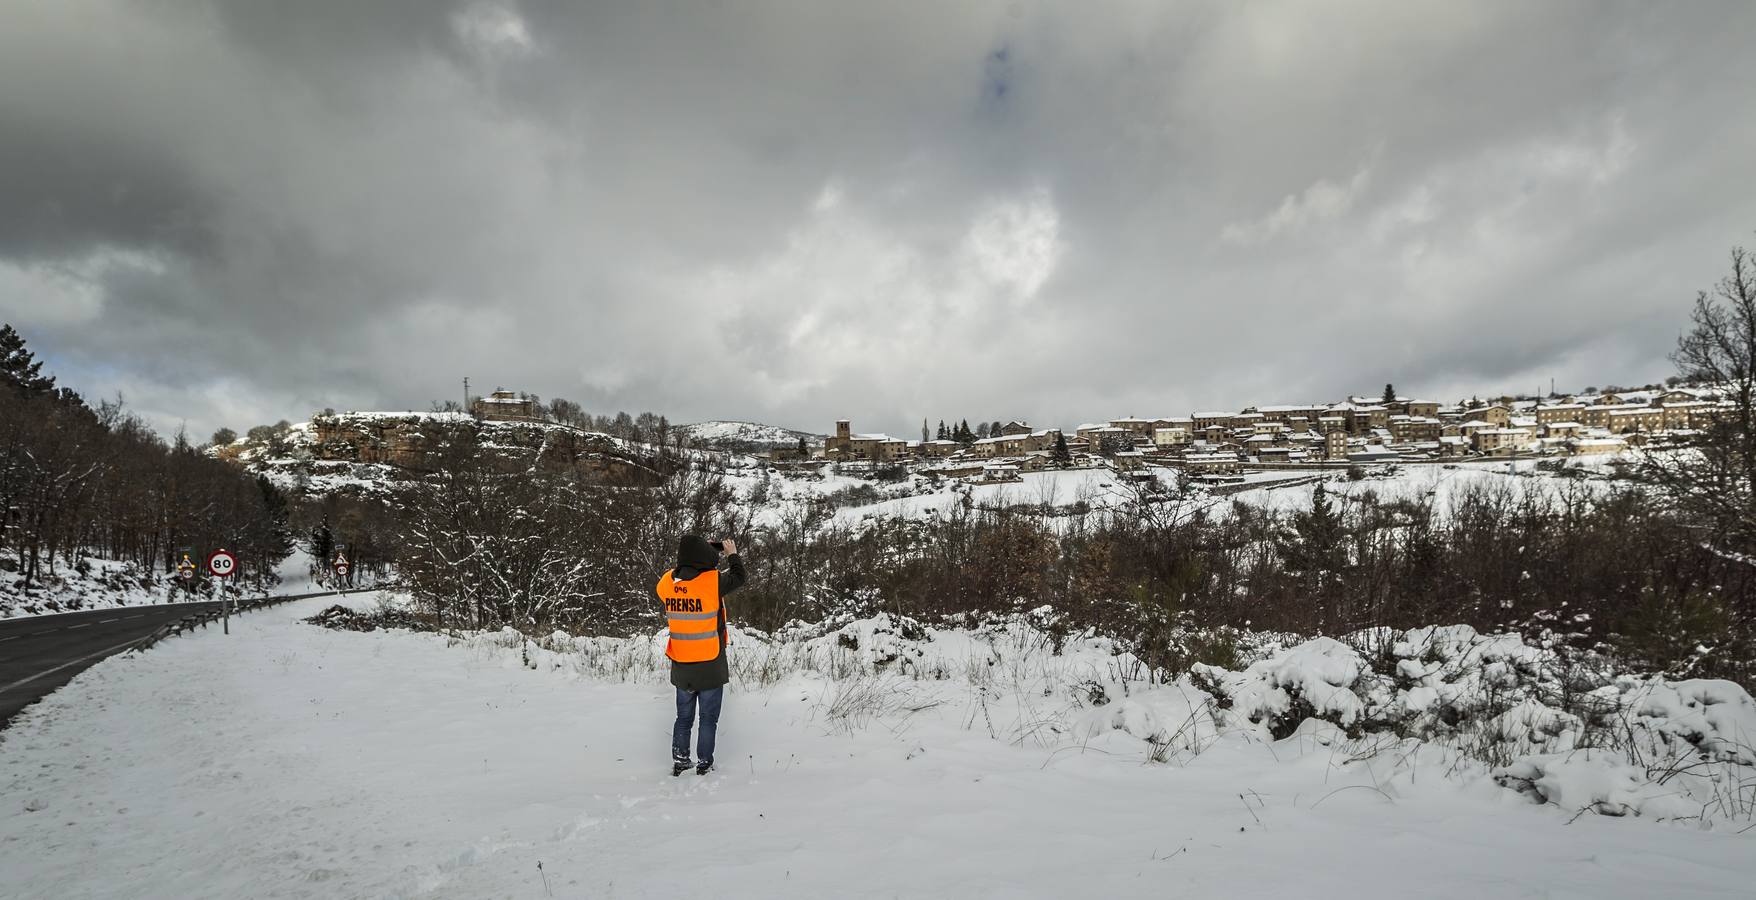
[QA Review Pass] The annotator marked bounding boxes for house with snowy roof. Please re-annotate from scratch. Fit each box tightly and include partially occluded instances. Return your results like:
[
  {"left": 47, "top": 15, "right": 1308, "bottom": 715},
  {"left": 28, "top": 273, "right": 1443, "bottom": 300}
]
[
  {"left": 1388, "top": 415, "right": 1442, "bottom": 443},
  {"left": 824, "top": 420, "right": 907, "bottom": 462},
  {"left": 1348, "top": 445, "right": 1403, "bottom": 463},
  {"left": 1182, "top": 450, "right": 1242, "bottom": 476},
  {"left": 1472, "top": 428, "right": 1533, "bottom": 455},
  {"left": 969, "top": 427, "right": 1064, "bottom": 459},
  {"left": 1462, "top": 404, "right": 1512, "bottom": 427},
  {"left": 472, "top": 390, "right": 537, "bottom": 422}
]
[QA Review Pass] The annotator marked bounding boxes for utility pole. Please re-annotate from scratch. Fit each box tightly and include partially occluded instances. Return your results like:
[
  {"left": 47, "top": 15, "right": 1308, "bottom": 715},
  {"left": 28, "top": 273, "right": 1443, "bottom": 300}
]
[{"left": 463, "top": 377, "right": 469, "bottom": 415}]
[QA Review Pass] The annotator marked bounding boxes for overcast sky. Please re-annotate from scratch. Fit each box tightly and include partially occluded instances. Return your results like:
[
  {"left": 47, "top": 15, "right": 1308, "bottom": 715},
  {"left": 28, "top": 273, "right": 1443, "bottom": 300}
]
[{"left": 3, "top": 1, "right": 1754, "bottom": 440}]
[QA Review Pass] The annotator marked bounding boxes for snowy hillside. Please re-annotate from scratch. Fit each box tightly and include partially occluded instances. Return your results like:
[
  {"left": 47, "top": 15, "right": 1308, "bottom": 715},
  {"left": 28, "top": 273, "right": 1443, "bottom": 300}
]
[
  {"left": 2, "top": 558, "right": 182, "bottom": 619},
  {"left": 717, "top": 455, "right": 1631, "bottom": 534},
  {"left": 3, "top": 595, "right": 1750, "bottom": 898},
  {"left": 219, "top": 411, "right": 683, "bottom": 496},
  {"left": 677, "top": 420, "right": 823, "bottom": 449},
  {"left": 0, "top": 556, "right": 312, "bottom": 619}
]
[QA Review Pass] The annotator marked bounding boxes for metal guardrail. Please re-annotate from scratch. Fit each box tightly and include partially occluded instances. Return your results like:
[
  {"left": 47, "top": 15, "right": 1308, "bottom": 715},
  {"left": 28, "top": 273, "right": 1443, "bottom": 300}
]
[{"left": 133, "top": 589, "right": 360, "bottom": 651}]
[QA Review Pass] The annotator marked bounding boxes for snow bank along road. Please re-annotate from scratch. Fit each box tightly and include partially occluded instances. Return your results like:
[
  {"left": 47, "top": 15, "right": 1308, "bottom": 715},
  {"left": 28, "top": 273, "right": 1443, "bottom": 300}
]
[
  {"left": 2, "top": 597, "right": 1752, "bottom": 899},
  {"left": 0, "top": 593, "right": 339, "bottom": 729}
]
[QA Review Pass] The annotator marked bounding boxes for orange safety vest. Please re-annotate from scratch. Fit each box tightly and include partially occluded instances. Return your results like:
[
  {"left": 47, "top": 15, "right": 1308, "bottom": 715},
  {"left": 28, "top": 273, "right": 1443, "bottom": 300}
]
[{"left": 658, "top": 569, "right": 722, "bottom": 663}]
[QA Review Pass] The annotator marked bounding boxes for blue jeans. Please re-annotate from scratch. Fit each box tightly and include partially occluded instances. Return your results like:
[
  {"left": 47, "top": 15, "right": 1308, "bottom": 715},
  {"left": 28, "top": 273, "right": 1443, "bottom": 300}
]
[{"left": 673, "top": 687, "right": 723, "bottom": 764}]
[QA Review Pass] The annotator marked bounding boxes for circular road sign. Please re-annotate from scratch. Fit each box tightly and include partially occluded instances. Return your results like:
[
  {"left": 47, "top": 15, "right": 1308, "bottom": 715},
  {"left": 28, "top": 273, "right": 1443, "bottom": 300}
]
[{"left": 207, "top": 549, "right": 238, "bottom": 578}]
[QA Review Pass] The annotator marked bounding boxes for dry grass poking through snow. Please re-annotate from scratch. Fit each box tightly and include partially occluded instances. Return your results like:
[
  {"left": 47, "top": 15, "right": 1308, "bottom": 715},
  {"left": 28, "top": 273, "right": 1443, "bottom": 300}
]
[{"left": 328, "top": 597, "right": 1756, "bottom": 830}]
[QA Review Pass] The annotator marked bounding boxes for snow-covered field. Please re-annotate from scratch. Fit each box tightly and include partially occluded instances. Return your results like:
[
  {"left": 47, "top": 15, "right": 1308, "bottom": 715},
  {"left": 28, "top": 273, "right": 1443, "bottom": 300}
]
[
  {"left": 724, "top": 456, "right": 1628, "bottom": 534},
  {"left": 3, "top": 596, "right": 1751, "bottom": 899},
  {"left": 1224, "top": 457, "right": 1626, "bottom": 517}
]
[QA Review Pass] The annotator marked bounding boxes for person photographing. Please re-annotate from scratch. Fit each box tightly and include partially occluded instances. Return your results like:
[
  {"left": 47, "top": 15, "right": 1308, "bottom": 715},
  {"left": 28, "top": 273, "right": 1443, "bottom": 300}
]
[{"left": 659, "top": 534, "right": 746, "bottom": 775}]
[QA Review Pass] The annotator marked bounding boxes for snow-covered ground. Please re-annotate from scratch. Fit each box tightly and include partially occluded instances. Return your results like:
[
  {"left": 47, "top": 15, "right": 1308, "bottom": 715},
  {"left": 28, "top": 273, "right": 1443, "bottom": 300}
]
[
  {"left": 0, "top": 557, "right": 166, "bottom": 619},
  {"left": 677, "top": 420, "right": 823, "bottom": 447},
  {"left": 724, "top": 457, "right": 1626, "bottom": 535},
  {"left": 3, "top": 596, "right": 1750, "bottom": 899},
  {"left": 1225, "top": 457, "right": 1626, "bottom": 517},
  {"left": 1, "top": 552, "right": 330, "bottom": 619}
]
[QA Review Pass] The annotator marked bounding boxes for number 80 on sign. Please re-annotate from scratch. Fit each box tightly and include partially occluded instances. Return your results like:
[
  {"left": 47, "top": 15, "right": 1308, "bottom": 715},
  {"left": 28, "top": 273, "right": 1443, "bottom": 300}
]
[{"left": 207, "top": 549, "right": 238, "bottom": 578}]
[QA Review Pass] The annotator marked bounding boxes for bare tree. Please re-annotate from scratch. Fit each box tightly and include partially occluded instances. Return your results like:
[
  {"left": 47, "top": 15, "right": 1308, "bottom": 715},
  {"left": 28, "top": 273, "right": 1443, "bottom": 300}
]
[{"left": 1643, "top": 242, "right": 1756, "bottom": 555}]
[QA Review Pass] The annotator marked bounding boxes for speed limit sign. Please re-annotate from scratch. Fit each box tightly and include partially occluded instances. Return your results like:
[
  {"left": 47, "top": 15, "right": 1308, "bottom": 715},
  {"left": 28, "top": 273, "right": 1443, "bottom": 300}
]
[{"left": 207, "top": 549, "right": 238, "bottom": 579}]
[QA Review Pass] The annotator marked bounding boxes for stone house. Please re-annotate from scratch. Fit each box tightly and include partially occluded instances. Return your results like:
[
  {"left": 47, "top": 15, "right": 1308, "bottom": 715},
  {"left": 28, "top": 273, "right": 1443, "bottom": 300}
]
[
  {"left": 918, "top": 440, "right": 961, "bottom": 458},
  {"left": 1607, "top": 407, "right": 1665, "bottom": 433},
  {"left": 1183, "top": 451, "right": 1242, "bottom": 476},
  {"left": 1153, "top": 426, "right": 1190, "bottom": 449},
  {"left": 1473, "top": 427, "right": 1532, "bottom": 455},
  {"left": 1191, "top": 411, "right": 1233, "bottom": 433},
  {"left": 1534, "top": 403, "right": 1586, "bottom": 426},
  {"left": 1322, "top": 430, "right": 1349, "bottom": 460},
  {"left": 473, "top": 390, "right": 537, "bottom": 421},
  {"left": 1388, "top": 416, "right": 1442, "bottom": 443},
  {"left": 1462, "top": 405, "right": 1512, "bottom": 427},
  {"left": 824, "top": 420, "right": 907, "bottom": 462}
]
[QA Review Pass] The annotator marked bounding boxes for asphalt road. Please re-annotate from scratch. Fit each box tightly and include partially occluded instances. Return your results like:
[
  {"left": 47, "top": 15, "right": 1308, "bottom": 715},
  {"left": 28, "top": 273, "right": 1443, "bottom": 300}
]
[{"left": 0, "top": 593, "right": 338, "bottom": 730}]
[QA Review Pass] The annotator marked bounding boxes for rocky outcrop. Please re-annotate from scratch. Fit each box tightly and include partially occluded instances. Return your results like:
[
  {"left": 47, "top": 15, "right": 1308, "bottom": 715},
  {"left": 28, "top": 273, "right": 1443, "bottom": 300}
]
[{"left": 306, "top": 413, "right": 668, "bottom": 483}]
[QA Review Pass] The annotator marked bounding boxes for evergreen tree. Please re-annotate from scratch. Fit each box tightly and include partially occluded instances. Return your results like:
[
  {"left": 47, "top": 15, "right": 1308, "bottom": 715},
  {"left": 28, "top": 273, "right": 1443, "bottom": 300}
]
[
  {"left": 309, "top": 518, "right": 335, "bottom": 571},
  {"left": 0, "top": 324, "right": 55, "bottom": 395},
  {"left": 796, "top": 436, "right": 809, "bottom": 458},
  {"left": 257, "top": 475, "right": 295, "bottom": 570},
  {"left": 921, "top": 419, "right": 929, "bottom": 443},
  {"left": 1282, "top": 484, "right": 1346, "bottom": 588},
  {"left": 957, "top": 419, "right": 974, "bottom": 443},
  {"left": 1051, "top": 432, "right": 1072, "bottom": 467},
  {"left": 211, "top": 427, "right": 238, "bottom": 446},
  {"left": 976, "top": 422, "right": 990, "bottom": 439},
  {"left": 990, "top": 420, "right": 1005, "bottom": 437},
  {"left": 1382, "top": 383, "right": 1396, "bottom": 405},
  {"left": 937, "top": 420, "right": 948, "bottom": 441}
]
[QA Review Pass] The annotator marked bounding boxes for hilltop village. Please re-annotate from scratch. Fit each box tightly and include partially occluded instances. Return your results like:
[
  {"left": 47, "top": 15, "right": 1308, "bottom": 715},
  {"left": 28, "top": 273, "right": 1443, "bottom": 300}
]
[{"left": 804, "top": 386, "right": 1728, "bottom": 484}]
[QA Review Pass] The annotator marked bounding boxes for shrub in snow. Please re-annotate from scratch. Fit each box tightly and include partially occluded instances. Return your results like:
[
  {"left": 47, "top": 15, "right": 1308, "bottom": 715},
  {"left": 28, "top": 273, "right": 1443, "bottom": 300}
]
[
  {"left": 1193, "top": 637, "right": 1379, "bottom": 739},
  {"left": 1069, "top": 685, "right": 1221, "bottom": 762},
  {"left": 337, "top": 595, "right": 1756, "bottom": 825},
  {"left": 304, "top": 604, "right": 423, "bottom": 632},
  {"left": 1191, "top": 626, "right": 1756, "bottom": 766},
  {"left": 1172, "top": 625, "right": 1756, "bottom": 823},
  {"left": 1493, "top": 752, "right": 1706, "bottom": 821}
]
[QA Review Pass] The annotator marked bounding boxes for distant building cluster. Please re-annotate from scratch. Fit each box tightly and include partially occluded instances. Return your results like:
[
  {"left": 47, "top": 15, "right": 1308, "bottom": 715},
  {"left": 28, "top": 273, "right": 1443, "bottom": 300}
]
[{"left": 803, "top": 385, "right": 1729, "bottom": 484}]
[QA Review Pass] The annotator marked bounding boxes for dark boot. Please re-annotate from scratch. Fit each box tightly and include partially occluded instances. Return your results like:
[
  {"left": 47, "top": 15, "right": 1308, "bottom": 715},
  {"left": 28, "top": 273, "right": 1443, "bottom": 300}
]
[
  {"left": 696, "top": 761, "right": 713, "bottom": 775},
  {"left": 672, "top": 760, "right": 692, "bottom": 777}
]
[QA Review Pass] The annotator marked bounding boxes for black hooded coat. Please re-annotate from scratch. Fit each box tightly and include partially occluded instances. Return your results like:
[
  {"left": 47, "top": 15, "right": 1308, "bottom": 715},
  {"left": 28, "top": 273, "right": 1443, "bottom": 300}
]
[{"left": 663, "top": 534, "right": 746, "bottom": 692}]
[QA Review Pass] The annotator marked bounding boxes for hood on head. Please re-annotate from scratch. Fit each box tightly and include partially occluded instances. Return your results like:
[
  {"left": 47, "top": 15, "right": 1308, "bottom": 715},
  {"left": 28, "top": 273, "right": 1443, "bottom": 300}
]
[{"left": 677, "top": 534, "right": 719, "bottom": 572}]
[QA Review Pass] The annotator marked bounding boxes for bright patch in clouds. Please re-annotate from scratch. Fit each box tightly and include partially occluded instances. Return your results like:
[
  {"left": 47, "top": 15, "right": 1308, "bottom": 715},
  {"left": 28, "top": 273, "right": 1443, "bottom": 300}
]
[
  {"left": 961, "top": 189, "right": 1063, "bottom": 302},
  {"left": 1222, "top": 164, "right": 1373, "bottom": 246},
  {"left": 452, "top": 2, "right": 535, "bottom": 59}
]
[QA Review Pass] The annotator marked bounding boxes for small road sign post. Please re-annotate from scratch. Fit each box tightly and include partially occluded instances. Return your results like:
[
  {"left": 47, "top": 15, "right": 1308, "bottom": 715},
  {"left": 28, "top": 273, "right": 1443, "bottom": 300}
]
[
  {"left": 208, "top": 549, "right": 238, "bottom": 634},
  {"left": 332, "top": 551, "right": 350, "bottom": 587},
  {"left": 176, "top": 551, "right": 197, "bottom": 589}
]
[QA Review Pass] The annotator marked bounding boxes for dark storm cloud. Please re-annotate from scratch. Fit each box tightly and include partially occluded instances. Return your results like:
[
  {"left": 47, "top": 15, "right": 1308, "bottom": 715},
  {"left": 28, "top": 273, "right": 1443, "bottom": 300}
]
[{"left": 1, "top": 0, "right": 1753, "bottom": 440}]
